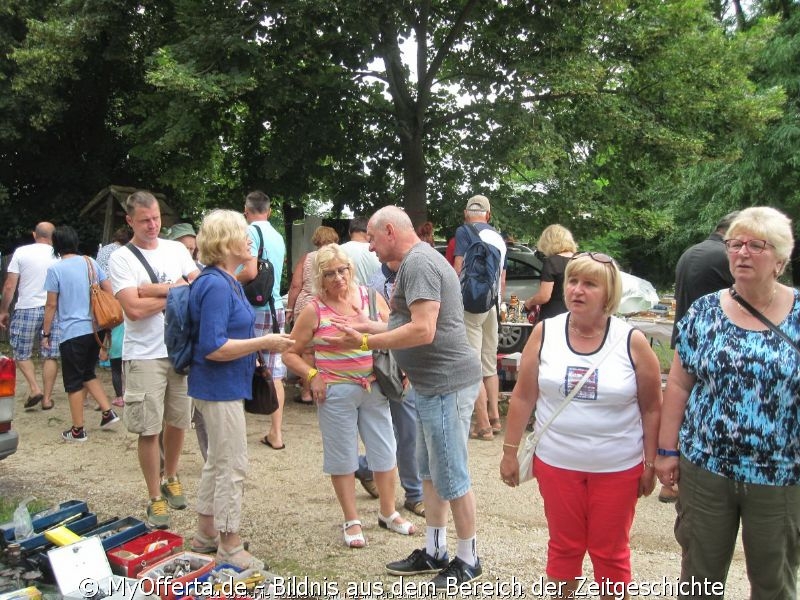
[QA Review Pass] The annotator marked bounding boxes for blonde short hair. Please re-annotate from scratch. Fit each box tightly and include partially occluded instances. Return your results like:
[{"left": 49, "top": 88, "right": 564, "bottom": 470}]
[
  {"left": 197, "top": 209, "right": 248, "bottom": 266},
  {"left": 726, "top": 206, "right": 794, "bottom": 272},
  {"left": 312, "top": 226, "right": 340, "bottom": 248},
  {"left": 312, "top": 244, "right": 357, "bottom": 296},
  {"left": 564, "top": 253, "right": 623, "bottom": 315},
  {"left": 537, "top": 224, "right": 577, "bottom": 256}
]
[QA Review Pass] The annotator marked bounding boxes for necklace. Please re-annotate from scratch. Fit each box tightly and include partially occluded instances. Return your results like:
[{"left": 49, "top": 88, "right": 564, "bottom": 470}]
[
  {"left": 732, "top": 285, "right": 776, "bottom": 316},
  {"left": 569, "top": 324, "right": 604, "bottom": 338}
]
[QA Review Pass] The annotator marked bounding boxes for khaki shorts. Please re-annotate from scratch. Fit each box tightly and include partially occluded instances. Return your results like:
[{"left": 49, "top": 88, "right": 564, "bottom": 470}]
[
  {"left": 123, "top": 358, "right": 191, "bottom": 436},
  {"left": 464, "top": 310, "right": 499, "bottom": 377}
]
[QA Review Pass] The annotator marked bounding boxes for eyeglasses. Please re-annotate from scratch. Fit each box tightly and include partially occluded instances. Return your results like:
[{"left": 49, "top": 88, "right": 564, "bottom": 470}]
[
  {"left": 571, "top": 251, "right": 614, "bottom": 264},
  {"left": 322, "top": 266, "right": 350, "bottom": 279},
  {"left": 724, "top": 239, "right": 774, "bottom": 254}
]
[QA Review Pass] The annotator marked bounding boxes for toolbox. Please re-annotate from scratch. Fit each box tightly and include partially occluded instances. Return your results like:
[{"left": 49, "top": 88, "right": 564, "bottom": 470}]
[
  {"left": 173, "top": 563, "right": 266, "bottom": 600},
  {"left": 18, "top": 513, "right": 97, "bottom": 554},
  {"left": 48, "top": 536, "right": 148, "bottom": 600},
  {"left": 0, "top": 500, "right": 88, "bottom": 544},
  {"left": 107, "top": 530, "right": 183, "bottom": 578},
  {"left": 138, "top": 551, "right": 215, "bottom": 600}
]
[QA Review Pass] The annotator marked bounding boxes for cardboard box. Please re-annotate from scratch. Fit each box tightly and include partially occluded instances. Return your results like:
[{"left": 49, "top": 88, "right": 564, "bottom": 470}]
[
  {"left": 138, "top": 551, "right": 215, "bottom": 600},
  {"left": 500, "top": 352, "right": 523, "bottom": 381},
  {"left": 107, "top": 530, "right": 183, "bottom": 578},
  {"left": 1, "top": 500, "right": 88, "bottom": 544},
  {"left": 48, "top": 536, "right": 148, "bottom": 600}
]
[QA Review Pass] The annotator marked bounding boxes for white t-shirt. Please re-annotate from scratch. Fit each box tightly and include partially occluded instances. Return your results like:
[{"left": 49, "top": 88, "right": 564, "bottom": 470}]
[
  {"left": 535, "top": 313, "right": 643, "bottom": 472},
  {"left": 108, "top": 240, "right": 198, "bottom": 360},
  {"left": 340, "top": 240, "right": 380, "bottom": 286},
  {"left": 7, "top": 243, "right": 58, "bottom": 309}
]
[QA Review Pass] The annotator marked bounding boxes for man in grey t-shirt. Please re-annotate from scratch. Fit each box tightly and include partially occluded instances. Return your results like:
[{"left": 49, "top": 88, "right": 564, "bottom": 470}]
[{"left": 329, "top": 206, "right": 483, "bottom": 589}]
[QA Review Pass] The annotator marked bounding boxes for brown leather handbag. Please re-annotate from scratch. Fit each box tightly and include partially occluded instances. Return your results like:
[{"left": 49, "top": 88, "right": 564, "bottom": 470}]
[{"left": 85, "top": 256, "right": 124, "bottom": 339}]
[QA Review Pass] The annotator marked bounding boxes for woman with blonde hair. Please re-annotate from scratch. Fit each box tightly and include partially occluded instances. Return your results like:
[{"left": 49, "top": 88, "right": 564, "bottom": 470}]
[
  {"left": 187, "top": 209, "right": 292, "bottom": 569},
  {"left": 524, "top": 224, "right": 577, "bottom": 321},
  {"left": 283, "top": 243, "right": 415, "bottom": 548},
  {"left": 286, "top": 225, "right": 340, "bottom": 403}
]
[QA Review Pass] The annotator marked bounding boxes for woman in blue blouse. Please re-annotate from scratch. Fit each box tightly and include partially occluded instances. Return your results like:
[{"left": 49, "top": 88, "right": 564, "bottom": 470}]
[
  {"left": 656, "top": 206, "right": 800, "bottom": 599},
  {"left": 188, "top": 209, "right": 292, "bottom": 570}
]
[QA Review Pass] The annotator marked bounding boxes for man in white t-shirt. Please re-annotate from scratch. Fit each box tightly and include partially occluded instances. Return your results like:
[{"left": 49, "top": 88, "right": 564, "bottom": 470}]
[
  {"left": 454, "top": 195, "right": 507, "bottom": 441},
  {"left": 0, "top": 222, "right": 60, "bottom": 410},
  {"left": 109, "top": 191, "right": 200, "bottom": 529},
  {"left": 341, "top": 216, "right": 381, "bottom": 286}
]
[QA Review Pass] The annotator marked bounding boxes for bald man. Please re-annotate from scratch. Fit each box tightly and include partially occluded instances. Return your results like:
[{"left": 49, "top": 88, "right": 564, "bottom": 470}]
[{"left": 0, "top": 222, "right": 61, "bottom": 410}]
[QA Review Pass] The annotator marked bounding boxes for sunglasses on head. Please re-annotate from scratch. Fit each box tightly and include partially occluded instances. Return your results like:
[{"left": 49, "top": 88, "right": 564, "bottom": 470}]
[{"left": 571, "top": 251, "right": 614, "bottom": 264}]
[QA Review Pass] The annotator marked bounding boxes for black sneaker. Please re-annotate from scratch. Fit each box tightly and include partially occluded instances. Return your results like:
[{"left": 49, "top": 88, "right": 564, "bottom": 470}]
[
  {"left": 430, "top": 557, "right": 483, "bottom": 590},
  {"left": 386, "top": 548, "right": 448, "bottom": 576},
  {"left": 62, "top": 428, "right": 87, "bottom": 442},
  {"left": 100, "top": 409, "right": 119, "bottom": 428}
]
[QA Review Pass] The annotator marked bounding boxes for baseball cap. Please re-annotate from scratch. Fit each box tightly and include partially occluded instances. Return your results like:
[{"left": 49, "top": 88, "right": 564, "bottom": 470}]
[
  {"left": 166, "top": 223, "right": 196, "bottom": 240},
  {"left": 465, "top": 195, "right": 490, "bottom": 212}
]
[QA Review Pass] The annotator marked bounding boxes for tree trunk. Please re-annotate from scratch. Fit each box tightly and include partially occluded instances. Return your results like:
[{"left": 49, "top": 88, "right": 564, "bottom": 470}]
[{"left": 400, "top": 128, "right": 428, "bottom": 226}]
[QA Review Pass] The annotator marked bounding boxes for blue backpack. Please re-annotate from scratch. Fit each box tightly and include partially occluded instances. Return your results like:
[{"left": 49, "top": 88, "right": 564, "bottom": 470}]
[
  {"left": 164, "top": 270, "right": 212, "bottom": 375},
  {"left": 459, "top": 223, "right": 502, "bottom": 314}
]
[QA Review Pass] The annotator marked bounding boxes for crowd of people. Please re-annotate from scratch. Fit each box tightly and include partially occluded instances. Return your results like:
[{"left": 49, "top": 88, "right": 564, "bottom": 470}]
[{"left": 1, "top": 193, "right": 797, "bottom": 595}]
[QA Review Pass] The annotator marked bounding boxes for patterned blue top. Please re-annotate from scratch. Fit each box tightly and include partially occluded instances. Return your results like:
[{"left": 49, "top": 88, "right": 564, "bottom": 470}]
[{"left": 676, "top": 289, "right": 800, "bottom": 485}]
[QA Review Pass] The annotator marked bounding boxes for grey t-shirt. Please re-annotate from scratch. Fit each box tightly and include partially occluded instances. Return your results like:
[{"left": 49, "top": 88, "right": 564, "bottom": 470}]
[{"left": 389, "top": 243, "right": 481, "bottom": 396}]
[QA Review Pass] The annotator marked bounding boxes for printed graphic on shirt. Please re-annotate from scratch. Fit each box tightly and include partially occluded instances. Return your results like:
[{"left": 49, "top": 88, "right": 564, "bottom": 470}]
[{"left": 562, "top": 366, "right": 598, "bottom": 402}]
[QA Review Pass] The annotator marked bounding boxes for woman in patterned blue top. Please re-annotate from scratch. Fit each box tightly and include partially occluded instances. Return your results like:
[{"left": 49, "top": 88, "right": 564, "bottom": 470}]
[{"left": 656, "top": 206, "right": 800, "bottom": 599}]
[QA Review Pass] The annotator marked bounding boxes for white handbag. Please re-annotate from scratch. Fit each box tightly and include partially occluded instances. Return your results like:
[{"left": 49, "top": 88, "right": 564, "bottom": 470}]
[{"left": 518, "top": 334, "right": 625, "bottom": 483}]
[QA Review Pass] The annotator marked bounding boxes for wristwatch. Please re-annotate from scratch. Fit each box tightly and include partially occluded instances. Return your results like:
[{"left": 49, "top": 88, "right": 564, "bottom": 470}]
[
  {"left": 40, "top": 330, "right": 51, "bottom": 338},
  {"left": 657, "top": 448, "right": 680, "bottom": 457}
]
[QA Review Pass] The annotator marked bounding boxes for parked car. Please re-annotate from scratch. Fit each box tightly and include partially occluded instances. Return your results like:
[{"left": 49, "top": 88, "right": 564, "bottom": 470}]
[{"left": 0, "top": 356, "right": 18, "bottom": 461}]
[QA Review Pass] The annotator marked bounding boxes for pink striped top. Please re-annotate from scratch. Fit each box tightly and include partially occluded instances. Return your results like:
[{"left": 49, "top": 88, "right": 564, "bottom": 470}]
[{"left": 311, "top": 286, "right": 375, "bottom": 388}]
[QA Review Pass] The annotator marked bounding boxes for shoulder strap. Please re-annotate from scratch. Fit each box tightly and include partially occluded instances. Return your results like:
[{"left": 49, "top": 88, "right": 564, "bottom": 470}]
[
  {"left": 125, "top": 242, "right": 159, "bottom": 284},
  {"left": 251, "top": 224, "right": 265, "bottom": 260},
  {"left": 83, "top": 256, "right": 97, "bottom": 286},
  {"left": 729, "top": 287, "right": 800, "bottom": 358},
  {"left": 368, "top": 287, "right": 378, "bottom": 321}
]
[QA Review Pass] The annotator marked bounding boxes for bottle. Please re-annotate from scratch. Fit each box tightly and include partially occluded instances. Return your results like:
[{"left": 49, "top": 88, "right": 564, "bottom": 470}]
[{"left": 508, "top": 295, "right": 520, "bottom": 323}]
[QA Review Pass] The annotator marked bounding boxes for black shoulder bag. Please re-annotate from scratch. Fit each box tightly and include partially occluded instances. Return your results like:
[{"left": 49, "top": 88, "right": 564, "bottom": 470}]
[
  {"left": 243, "top": 225, "right": 279, "bottom": 333},
  {"left": 729, "top": 286, "right": 800, "bottom": 358}
]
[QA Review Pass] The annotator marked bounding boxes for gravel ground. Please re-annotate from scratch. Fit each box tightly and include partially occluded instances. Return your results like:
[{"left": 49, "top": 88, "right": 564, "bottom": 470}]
[{"left": 1, "top": 368, "right": 753, "bottom": 599}]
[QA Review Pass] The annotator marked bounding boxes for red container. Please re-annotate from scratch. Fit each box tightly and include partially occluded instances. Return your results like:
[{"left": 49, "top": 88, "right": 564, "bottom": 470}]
[
  {"left": 106, "top": 530, "right": 183, "bottom": 578},
  {"left": 138, "top": 551, "right": 215, "bottom": 600},
  {"left": 0, "top": 356, "right": 15, "bottom": 397}
]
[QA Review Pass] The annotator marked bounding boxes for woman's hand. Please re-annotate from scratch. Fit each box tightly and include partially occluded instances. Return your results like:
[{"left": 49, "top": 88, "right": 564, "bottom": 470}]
[
  {"left": 309, "top": 373, "right": 327, "bottom": 404},
  {"left": 655, "top": 455, "right": 680, "bottom": 489},
  {"left": 261, "top": 333, "right": 293, "bottom": 353},
  {"left": 499, "top": 451, "right": 520, "bottom": 488},
  {"left": 639, "top": 464, "right": 657, "bottom": 498}
]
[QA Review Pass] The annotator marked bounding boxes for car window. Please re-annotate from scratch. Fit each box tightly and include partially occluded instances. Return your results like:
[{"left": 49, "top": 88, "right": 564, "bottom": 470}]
[{"left": 506, "top": 255, "right": 540, "bottom": 279}]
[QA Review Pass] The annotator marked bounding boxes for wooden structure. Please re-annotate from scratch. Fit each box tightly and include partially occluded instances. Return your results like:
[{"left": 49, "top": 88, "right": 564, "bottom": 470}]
[{"left": 79, "top": 186, "right": 178, "bottom": 243}]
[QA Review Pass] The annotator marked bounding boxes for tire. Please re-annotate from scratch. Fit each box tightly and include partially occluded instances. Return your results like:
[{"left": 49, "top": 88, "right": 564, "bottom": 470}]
[{"left": 498, "top": 324, "right": 529, "bottom": 354}]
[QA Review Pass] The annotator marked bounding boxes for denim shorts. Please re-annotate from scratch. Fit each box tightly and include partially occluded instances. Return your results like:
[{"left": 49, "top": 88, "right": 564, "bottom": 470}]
[
  {"left": 317, "top": 382, "right": 397, "bottom": 475},
  {"left": 415, "top": 382, "right": 480, "bottom": 501}
]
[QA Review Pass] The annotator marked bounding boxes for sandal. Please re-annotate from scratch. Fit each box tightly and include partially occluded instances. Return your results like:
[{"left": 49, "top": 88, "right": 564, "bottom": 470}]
[
  {"left": 403, "top": 500, "right": 425, "bottom": 517},
  {"left": 24, "top": 394, "right": 43, "bottom": 410},
  {"left": 216, "top": 544, "right": 265, "bottom": 571},
  {"left": 378, "top": 511, "right": 416, "bottom": 536},
  {"left": 489, "top": 417, "right": 502, "bottom": 433},
  {"left": 343, "top": 519, "right": 366, "bottom": 548},
  {"left": 41, "top": 400, "right": 54, "bottom": 410},
  {"left": 469, "top": 427, "right": 494, "bottom": 441},
  {"left": 190, "top": 531, "right": 219, "bottom": 554}
]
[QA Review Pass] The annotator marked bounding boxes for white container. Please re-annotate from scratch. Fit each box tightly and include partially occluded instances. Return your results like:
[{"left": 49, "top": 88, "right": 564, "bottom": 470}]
[{"left": 48, "top": 537, "right": 151, "bottom": 600}]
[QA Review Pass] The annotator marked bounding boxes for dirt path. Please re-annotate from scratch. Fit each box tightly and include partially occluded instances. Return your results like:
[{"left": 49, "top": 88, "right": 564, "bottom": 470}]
[{"left": 1, "top": 367, "right": 751, "bottom": 598}]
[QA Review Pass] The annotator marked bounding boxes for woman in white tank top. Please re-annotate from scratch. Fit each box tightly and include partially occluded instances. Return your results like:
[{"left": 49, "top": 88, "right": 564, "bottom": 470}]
[{"left": 500, "top": 252, "right": 662, "bottom": 599}]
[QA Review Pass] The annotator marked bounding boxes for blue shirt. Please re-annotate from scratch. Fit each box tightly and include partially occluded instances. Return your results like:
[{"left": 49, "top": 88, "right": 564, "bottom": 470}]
[
  {"left": 676, "top": 289, "right": 800, "bottom": 485},
  {"left": 187, "top": 267, "right": 256, "bottom": 401},
  {"left": 44, "top": 256, "right": 107, "bottom": 342},
  {"left": 247, "top": 221, "right": 285, "bottom": 310}
]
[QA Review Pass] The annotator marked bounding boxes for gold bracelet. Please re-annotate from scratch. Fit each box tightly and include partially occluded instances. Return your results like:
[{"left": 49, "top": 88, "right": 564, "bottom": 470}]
[
  {"left": 503, "top": 442, "right": 519, "bottom": 449},
  {"left": 644, "top": 460, "right": 655, "bottom": 469},
  {"left": 360, "top": 333, "right": 370, "bottom": 352},
  {"left": 306, "top": 368, "right": 319, "bottom": 382}
]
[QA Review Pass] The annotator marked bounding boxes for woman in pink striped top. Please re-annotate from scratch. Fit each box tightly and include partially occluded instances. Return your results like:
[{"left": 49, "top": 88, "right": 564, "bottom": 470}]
[{"left": 283, "top": 243, "right": 416, "bottom": 548}]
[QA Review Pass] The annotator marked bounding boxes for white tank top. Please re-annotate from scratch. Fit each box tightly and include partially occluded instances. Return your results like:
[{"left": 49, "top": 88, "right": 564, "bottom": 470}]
[{"left": 535, "top": 313, "right": 643, "bottom": 472}]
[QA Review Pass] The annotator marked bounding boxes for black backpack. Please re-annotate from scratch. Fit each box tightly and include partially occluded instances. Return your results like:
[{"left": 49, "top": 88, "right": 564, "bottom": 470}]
[
  {"left": 242, "top": 224, "right": 279, "bottom": 332},
  {"left": 459, "top": 223, "right": 502, "bottom": 314}
]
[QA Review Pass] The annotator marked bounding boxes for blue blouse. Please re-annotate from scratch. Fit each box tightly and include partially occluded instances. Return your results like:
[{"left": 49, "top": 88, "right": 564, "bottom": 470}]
[
  {"left": 187, "top": 267, "right": 256, "bottom": 401},
  {"left": 676, "top": 289, "right": 800, "bottom": 485}
]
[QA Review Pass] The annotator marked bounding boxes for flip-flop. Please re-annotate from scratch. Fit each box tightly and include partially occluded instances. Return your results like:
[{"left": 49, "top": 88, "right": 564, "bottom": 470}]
[
  {"left": 293, "top": 397, "right": 313, "bottom": 405},
  {"left": 260, "top": 436, "right": 285, "bottom": 450},
  {"left": 24, "top": 394, "right": 44, "bottom": 409},
  {"left": 41, "top": 400, "right": 54, "bottom": 410}
]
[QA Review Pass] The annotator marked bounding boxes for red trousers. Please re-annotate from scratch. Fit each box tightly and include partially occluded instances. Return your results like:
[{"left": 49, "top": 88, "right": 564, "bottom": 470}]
[{"left": 535, "top": 456, "right": 642, "bottom": 584}]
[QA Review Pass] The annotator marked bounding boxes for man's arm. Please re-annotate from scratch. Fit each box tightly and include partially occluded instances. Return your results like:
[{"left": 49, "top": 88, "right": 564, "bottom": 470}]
[
  {"left": 115, "top": 286, "right": 167, "bottom": 321},
  {"left": 0, "top": 272, "right": 19, "bottom": 328},
  {"left": 236, "top": 255, "right": 257, "bottom": 284}
]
